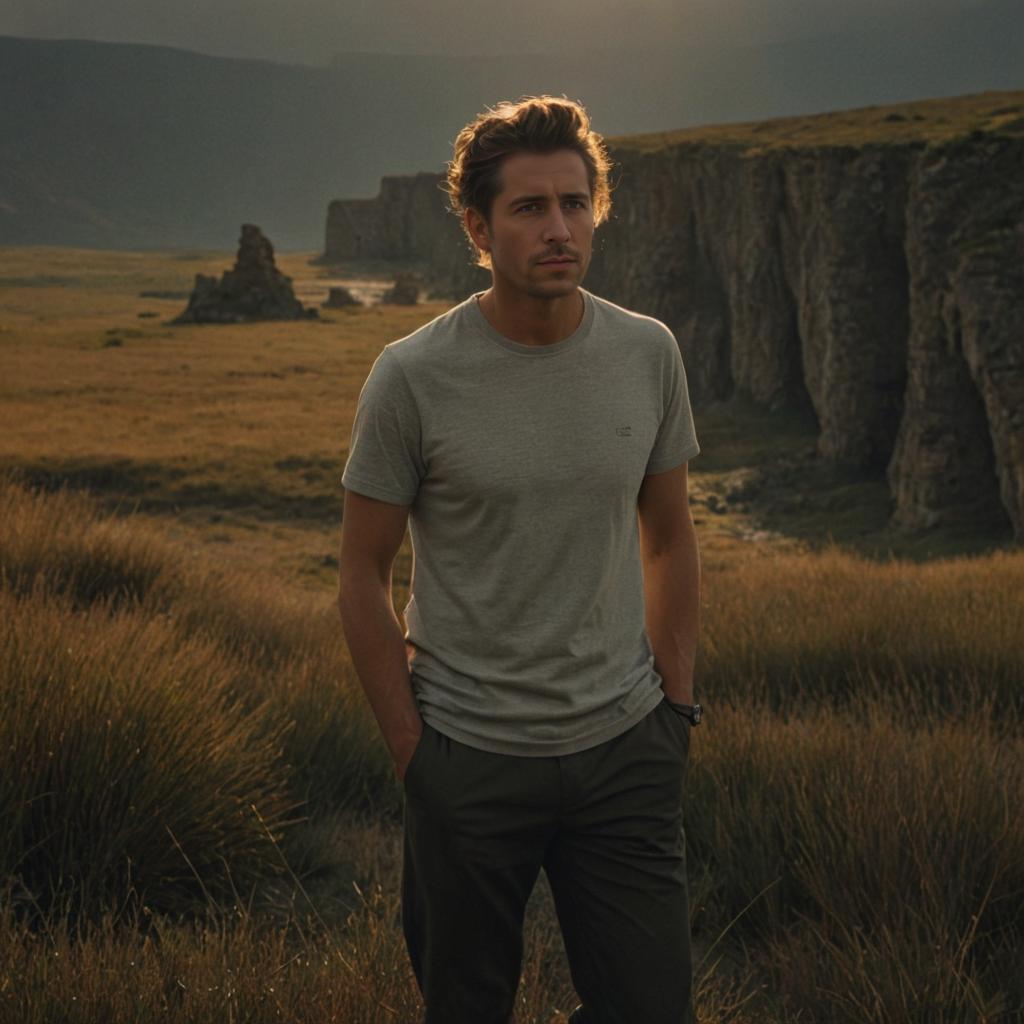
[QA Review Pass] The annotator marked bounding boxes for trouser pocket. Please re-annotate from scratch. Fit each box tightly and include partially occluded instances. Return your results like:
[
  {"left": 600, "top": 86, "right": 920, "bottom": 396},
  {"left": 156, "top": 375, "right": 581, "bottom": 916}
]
[
  {"left": 401, "top": 722, "right": 432, "bottom": 791},
  {"left": 659, "top": 695, "right": 692, "bottom": 757}
]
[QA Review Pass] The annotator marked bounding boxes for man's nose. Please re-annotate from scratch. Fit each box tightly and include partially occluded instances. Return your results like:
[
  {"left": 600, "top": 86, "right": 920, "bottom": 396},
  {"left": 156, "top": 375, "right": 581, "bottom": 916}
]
[{"left": 543, "top": 209, "right": 571, "bottom": 243}]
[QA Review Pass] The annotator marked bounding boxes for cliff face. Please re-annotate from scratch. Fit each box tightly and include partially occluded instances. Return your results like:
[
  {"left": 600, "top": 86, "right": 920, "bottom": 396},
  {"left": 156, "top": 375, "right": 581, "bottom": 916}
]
[
  {"left": 324, "top": 172, "right": 463, "bottom": 266},
  {"left": 587, "top": 143, "right": 916, "bottom": 475},
  {"left": 890, "top": 132, "right": 1024, "bottom": 536},
  {"left": 322, "top": 91, "right": 1024, "bottom": 540},
  {"left": 324, "top": 172, "right": 489, "bottom": 294},
  {"left": 586, "top": 102, "right": 1024, "bottom": 538}
]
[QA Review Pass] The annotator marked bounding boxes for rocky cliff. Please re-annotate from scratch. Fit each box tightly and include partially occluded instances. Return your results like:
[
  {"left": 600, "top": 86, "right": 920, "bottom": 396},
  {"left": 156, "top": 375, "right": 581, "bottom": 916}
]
[
  {"left": 323, "top": 173, "right": 461, "bottom": 266},
  {"left": 322, "top": 91, "right": 1024, "bottom": 540}
]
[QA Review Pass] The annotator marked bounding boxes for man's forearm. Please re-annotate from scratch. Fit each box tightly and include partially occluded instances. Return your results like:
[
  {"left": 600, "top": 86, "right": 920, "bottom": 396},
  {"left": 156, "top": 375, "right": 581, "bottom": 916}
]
[
  {"left": 337, "top": 579, "right": 423, "bottom": 775},
  {"left": 642, "top": 516, "right": 701, "bottom": 705}
]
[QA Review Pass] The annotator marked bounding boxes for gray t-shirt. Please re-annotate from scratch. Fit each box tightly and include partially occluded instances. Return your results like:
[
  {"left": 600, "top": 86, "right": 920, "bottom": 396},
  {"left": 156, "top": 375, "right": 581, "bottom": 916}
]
[{"left": 342, "top": 288, "right": 700, "bottom": 756}]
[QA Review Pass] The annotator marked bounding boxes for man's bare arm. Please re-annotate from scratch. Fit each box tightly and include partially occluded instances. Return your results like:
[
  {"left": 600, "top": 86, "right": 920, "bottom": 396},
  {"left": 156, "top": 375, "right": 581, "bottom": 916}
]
[
  {"left": 637, "top": 461, "right": 701, "bottom": 705},
  {"left": 336, "top": 488, "right": 423, "bottom": 782}
]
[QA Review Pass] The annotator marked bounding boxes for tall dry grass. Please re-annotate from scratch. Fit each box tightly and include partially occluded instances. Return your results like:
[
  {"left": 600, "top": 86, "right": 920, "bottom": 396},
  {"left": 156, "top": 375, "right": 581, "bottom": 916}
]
[
  {"left": 1, "top": 469, "right": 395, "bottom": 820},
  {"left": 0, "top": 583, "right": 296, "bottom": 920},
  {"left": 2, "top": 469, "right": 1023, "bottom": 1020},
  {"left": 0, "top": 882, "right": 760, "bottom": 1024},
  {"left": 0, "top": 469, "right": 399, "bottom": 928},
  {"left": 699, "top": 545, "right": 1024, "bottom": 716},
  {"left": 687, "top": 706, "right": 1024, "bottom": 1019},
  {"left": 0, "top": 882, "right": 429, "bottom": 1024}
]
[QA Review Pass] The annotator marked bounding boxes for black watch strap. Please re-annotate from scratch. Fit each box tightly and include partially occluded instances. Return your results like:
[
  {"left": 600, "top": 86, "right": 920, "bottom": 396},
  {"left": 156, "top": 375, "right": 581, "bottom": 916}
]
[{"left": 665, "top": 699, "right": 702, "bottom": 726}]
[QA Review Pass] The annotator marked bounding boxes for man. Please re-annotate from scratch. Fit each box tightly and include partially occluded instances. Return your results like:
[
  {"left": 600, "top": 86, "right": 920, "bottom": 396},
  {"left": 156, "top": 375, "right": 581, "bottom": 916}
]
[{"left": 337, "top": 95, "right": 702, "bottom": 1024}]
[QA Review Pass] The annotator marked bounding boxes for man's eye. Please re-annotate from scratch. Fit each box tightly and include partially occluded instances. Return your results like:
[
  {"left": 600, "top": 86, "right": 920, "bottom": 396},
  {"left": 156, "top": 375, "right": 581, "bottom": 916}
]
[
  {"left": 517, "top": 203, "right": 540, "bottom": 213},
  {"left": 564, "top": 199, "right": 587, "bottom": 210}
]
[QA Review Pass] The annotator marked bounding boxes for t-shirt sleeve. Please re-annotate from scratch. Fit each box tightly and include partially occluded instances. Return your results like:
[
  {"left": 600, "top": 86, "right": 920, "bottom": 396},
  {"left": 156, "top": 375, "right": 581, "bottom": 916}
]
[
  {"left": 341, "top": 346, "right": 425, "bottom": 505},
  {"left": 645, "top": 326, "right": 700, "bottom": 475}
]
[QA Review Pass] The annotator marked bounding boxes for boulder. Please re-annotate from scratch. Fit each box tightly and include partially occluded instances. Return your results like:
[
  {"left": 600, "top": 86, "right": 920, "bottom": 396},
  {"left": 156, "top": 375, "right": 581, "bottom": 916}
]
[{"left": 323, "top": 284, "right": 362, "bottom": 308}]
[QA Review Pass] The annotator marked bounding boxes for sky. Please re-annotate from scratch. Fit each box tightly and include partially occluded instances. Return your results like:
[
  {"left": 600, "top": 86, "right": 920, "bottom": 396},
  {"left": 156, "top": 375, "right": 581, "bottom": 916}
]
[{"left": 0, "top": 0, "right": 993, "bottom": 65}]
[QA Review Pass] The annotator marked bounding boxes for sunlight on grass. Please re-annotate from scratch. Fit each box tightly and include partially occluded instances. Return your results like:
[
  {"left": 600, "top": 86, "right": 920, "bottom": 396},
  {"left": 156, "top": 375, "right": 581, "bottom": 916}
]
[
  {"left": 1, "top": 247, "right": 1022, "bottom": 1021},
  {"left": 3, "top": 468, "right": 1022, "bottom": 1020},
  {"left": 613, "top": 89, "right": 1024, "bottom": 154}
]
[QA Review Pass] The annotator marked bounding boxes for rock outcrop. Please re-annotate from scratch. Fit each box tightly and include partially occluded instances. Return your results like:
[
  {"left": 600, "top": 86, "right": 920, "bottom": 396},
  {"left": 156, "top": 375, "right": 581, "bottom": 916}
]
[
  {"left": 175, "top": 224, "right": 317, "bottom": 324},
  {"left": 321, "top": 91, "right": 1024, "bottom": 539},
  {"left": 379, "top": 272, "right": 421, "bottom": 305}
]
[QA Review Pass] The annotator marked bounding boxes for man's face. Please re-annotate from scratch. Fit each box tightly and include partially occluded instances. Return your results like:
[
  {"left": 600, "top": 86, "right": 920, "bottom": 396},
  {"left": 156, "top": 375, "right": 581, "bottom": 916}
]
[{"left": 467, "top": 149, "right": 595, "bottom": 301}]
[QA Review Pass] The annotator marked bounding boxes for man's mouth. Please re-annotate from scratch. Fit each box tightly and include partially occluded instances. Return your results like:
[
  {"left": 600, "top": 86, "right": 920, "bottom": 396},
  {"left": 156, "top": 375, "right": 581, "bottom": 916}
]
[{"left": 537, "top": 255, "right": 576, "bottom": 265}]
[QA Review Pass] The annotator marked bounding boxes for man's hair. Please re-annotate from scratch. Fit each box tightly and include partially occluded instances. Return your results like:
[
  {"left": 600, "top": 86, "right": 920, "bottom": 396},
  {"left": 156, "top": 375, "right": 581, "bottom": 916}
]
[{"left": 444, "top": 95, "right": 613, "bottom": 268}]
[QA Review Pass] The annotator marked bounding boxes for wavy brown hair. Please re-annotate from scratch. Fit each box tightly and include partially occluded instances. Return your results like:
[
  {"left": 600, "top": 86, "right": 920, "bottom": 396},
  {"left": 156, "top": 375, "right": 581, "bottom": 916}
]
[{"left": 444, "top": 95, "right": 613, "bottom": 268}]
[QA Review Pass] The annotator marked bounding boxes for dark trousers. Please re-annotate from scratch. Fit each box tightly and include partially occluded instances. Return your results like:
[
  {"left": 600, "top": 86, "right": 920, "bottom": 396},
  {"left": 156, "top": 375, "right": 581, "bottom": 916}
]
[{"left": 401, "top": 695, "right": 694, "bottom": 1024}]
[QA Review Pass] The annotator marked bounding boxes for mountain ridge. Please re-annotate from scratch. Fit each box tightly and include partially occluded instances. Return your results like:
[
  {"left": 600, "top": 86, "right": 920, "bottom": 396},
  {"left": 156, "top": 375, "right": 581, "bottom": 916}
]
[{"left": 1, "top": 5, "right": 1020, "bottom": 249}]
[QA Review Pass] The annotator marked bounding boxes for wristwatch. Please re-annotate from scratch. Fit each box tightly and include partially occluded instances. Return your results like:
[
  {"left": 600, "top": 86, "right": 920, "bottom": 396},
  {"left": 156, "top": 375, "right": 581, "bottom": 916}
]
[{"left": 665, "top": 699, "right": 703, "bottom": 726}]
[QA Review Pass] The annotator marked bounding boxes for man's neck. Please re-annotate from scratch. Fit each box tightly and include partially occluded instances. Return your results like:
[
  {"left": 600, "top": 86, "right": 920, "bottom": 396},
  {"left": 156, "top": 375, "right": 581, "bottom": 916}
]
[{"left": 476, "top": 286, "right": 584, "bottom": 347}]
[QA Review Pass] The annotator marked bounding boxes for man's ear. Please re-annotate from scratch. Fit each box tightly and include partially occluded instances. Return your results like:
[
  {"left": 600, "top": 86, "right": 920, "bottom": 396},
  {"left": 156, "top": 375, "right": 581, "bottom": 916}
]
[{"left": 465, "top": 208, "right": 490, "bottom": 254}]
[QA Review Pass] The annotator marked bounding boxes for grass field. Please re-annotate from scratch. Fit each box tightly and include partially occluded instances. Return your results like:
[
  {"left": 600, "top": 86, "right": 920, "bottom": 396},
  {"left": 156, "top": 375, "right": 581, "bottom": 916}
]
[
  {"left": 1, "top": 246, "right": 1022, "bottom": 1023},
  {"left": 611, "top": 89, "right": 1024, "bottom": 154}
]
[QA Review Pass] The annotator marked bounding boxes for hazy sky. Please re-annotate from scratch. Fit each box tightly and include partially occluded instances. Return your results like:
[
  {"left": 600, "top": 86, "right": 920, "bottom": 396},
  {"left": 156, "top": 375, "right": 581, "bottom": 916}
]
[{"left": 0, "top": 0, "right": 992, "bottom": 65}]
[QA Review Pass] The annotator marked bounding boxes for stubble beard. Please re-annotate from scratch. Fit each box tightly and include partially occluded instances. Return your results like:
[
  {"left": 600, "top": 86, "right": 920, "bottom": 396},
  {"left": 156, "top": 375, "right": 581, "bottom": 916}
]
[{"left": 524, "top": 253, "right": 590, "bottom": 302}]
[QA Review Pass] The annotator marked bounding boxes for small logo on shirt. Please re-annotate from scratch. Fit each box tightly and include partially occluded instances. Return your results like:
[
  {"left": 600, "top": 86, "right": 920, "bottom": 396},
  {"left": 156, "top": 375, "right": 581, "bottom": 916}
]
[{"left": 616, "top": 426, "right": 632, "bottom": 437}]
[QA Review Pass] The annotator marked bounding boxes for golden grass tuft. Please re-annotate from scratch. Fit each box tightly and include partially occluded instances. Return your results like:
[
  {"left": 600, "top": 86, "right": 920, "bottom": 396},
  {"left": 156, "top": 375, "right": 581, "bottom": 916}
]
[{"left": 699, "top": 541, "right": 1024, "bottom": 715}]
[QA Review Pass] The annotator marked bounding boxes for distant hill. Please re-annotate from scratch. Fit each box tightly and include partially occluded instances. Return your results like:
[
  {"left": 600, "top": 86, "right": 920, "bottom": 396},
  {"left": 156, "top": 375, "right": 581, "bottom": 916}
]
[{"left": 1, "top": 0, "right": 1020, "bottom": 250}]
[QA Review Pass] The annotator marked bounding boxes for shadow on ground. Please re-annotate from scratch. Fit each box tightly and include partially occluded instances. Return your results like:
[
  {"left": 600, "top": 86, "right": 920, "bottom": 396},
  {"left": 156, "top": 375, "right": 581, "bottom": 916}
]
[
  {"left": 692, "top": 399, "right": 1015, "bottom": 562},
  {"left": 8, "top": 459, "right": 341, "bottom": 525}
]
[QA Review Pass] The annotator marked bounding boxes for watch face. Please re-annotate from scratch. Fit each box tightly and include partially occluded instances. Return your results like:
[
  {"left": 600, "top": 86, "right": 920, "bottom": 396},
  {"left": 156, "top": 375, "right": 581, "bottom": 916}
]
[{"left": 691, "top": 704, "right": 703, "bottom": 725}]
